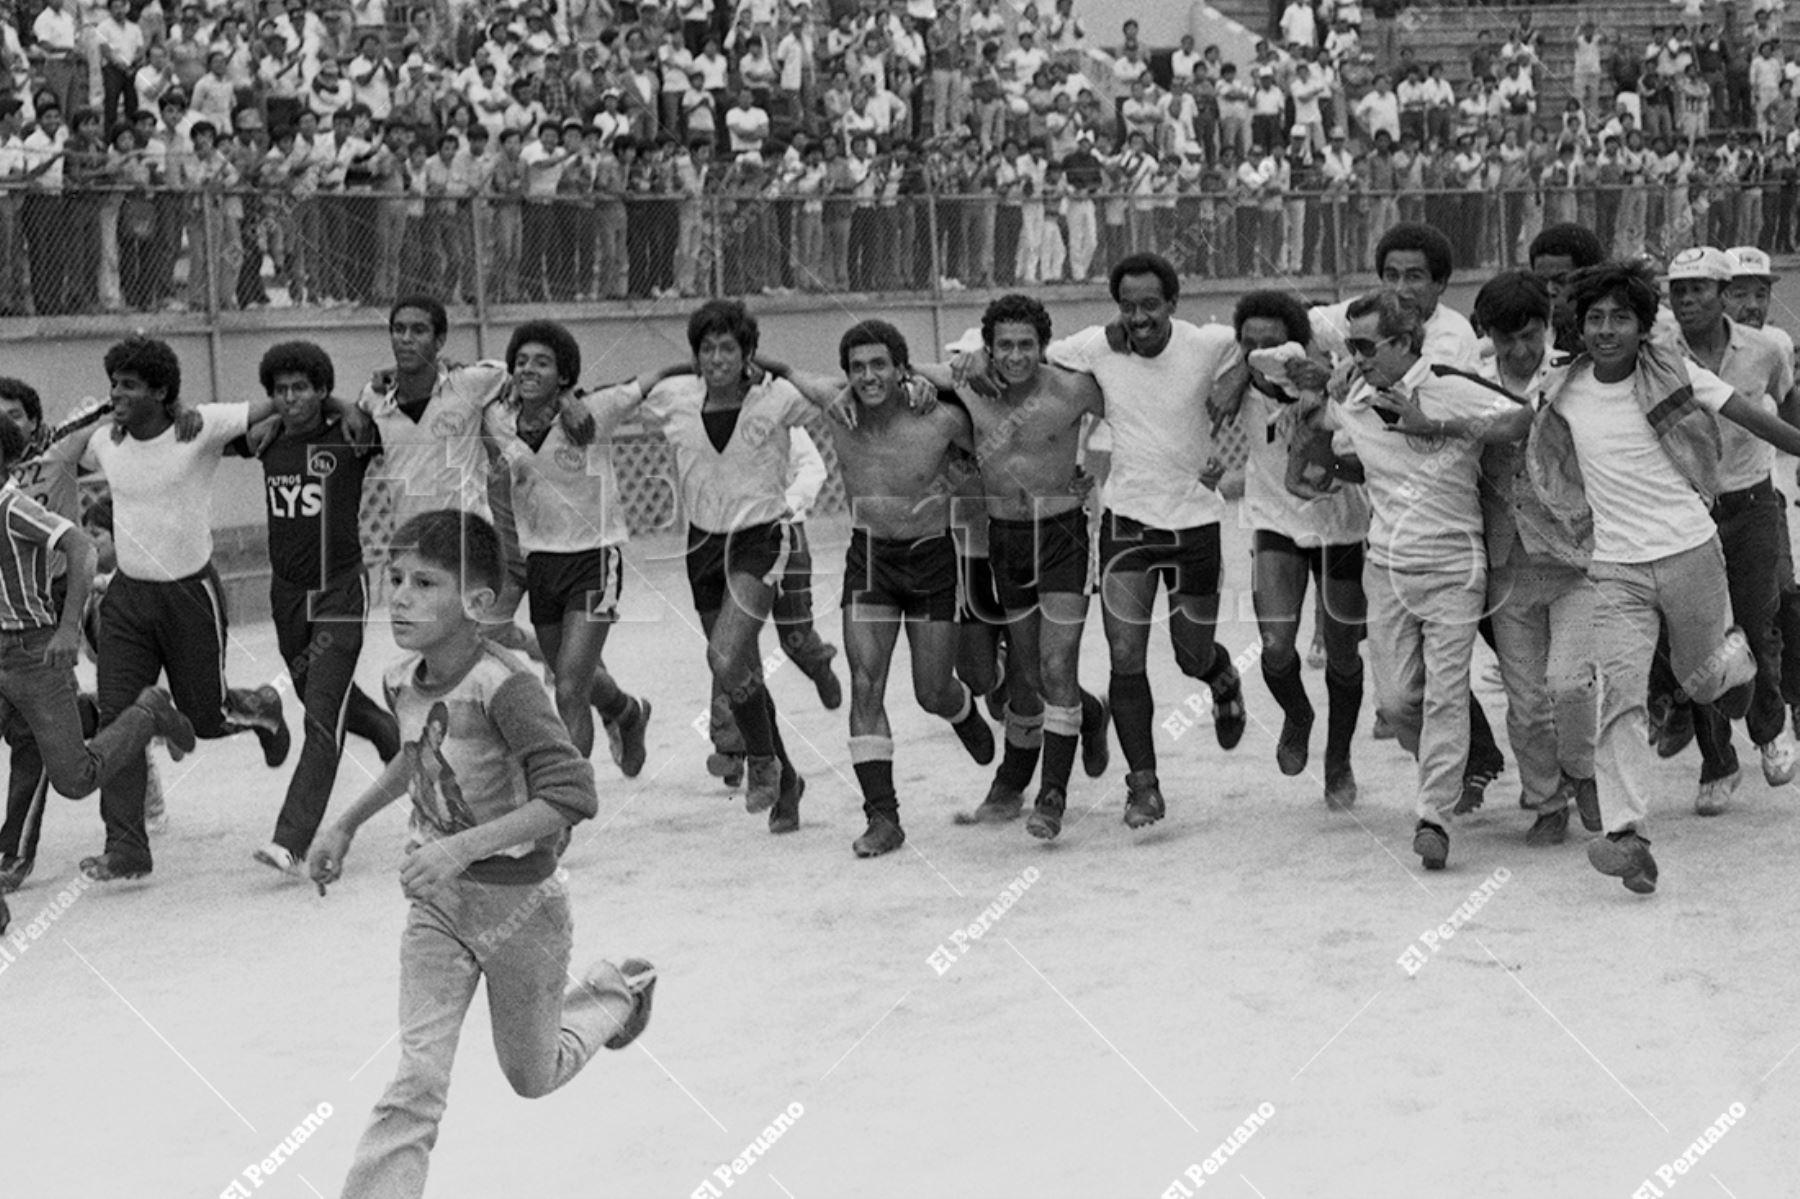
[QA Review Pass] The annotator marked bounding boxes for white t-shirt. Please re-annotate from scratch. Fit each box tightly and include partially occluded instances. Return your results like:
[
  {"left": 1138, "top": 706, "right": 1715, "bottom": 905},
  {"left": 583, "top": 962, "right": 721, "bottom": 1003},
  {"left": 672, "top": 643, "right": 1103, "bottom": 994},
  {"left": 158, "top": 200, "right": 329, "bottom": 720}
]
[
  {"left": 1049, "top": 321, "right": 1243, "bottom": 530},
  {"left": 83, "top": 403, "right": 250, "bottom": 581},
  {"left": 725, "top": 104, "right": 769, "bottom": 152},
  {"left": 1551, "top": 362, "right": 1734, "bottom": 564}
]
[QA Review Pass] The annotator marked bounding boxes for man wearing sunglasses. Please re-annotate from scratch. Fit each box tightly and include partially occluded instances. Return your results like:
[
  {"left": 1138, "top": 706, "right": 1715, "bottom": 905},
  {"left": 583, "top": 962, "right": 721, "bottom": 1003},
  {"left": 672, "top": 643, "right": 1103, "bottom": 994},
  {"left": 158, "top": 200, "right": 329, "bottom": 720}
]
[{"left": 1306, "top": 291, "right": 1531, "bottom": 873}]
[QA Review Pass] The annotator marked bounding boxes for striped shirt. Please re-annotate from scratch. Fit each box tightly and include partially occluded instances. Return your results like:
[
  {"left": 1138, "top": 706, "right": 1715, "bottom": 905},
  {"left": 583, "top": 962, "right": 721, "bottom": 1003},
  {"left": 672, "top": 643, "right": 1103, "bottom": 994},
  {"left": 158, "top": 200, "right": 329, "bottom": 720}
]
[
  {"left": 11, "top": 397, "right": 109, "bottom": 580},
  {"left": 639, "top": 377, "right": 815, "bottom": 533},
  {"left": 488, "top": 381, "right": 641, "bottom": 555},
  {"left": 0, "top": 481, "right": 74, "bottom": 630}
]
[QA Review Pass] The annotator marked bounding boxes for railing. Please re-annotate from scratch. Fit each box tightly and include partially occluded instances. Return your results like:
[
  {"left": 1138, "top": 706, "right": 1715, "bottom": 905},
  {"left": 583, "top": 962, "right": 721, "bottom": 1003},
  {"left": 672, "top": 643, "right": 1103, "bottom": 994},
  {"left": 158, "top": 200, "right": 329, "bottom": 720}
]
[{"left": 0, "top": 178, "right": 1776, "bottom": 320}]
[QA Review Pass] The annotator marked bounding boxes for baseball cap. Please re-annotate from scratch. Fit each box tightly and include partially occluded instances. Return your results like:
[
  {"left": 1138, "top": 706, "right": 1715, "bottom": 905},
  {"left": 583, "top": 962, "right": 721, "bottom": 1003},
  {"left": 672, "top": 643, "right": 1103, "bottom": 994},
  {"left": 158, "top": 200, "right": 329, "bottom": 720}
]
[
  {"left": 1666, "top": 246, "right": 1735, "bottom": 282},
  {"left": 1727, "top": 245, "right": 1780, "bottom": 281}
]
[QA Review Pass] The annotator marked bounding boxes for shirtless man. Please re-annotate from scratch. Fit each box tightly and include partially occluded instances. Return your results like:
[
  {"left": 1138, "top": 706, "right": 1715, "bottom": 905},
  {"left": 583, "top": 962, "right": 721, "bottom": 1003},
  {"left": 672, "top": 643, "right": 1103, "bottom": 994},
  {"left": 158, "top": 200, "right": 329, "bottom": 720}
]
[{"left": 762, "top": 320, "right": 995, "bottom": 858}]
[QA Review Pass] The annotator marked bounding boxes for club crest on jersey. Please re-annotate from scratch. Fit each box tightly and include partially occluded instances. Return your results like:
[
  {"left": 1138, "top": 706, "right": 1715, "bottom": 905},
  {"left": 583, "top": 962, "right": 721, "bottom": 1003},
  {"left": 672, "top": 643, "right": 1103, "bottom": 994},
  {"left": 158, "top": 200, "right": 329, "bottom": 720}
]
[
  {"left": 554, "top": 444, "right": 587, "bottom": 473},
  {"left": 308, "top": 449, "right": 338, "bottom": 477}
]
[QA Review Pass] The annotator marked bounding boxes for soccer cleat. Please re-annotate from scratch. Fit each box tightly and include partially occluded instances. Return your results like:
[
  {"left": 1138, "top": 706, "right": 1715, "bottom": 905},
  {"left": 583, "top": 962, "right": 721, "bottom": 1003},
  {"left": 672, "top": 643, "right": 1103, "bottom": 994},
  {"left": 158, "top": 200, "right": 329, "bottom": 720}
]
[
  {"left": 1212, "top": 670, "right": 1247, "bottom": 750},
  {"left": 768, "top": 773, "right": 804, "bottom": 834},
  {"left": 955, "top": 783, "right": 1026, "bottom": 825},
  {"left": 853, "top": 816, "right": 905, "bottom": 858},
  {"left": 1588, "top": 829, "right": 1658, "bottom": 894},
  {"left": 1413, "top": 820, "right": 1449, "bottom": 871},
  {"left": 0, "top": 854, "right": 32, "bottom": 893},
  {"left": 240, "top": 685, "right": 291, "bottom": 768},
  {"left": 1275, "top": 712, "right": 1313, "bottom": 776},
  {"left": 706, "top": 751, "right": 745, "bottom": 789},
  {"left": 808, "top": 646, "right": 843, "bottom": 711},
  {"left": 1026, "top": 786, "right": 1066, "bottom": 840},
  {"left": 616, "top": 698, "right": 652, "bottom": 778},
  {"left": 79, "top": 851, "right": 151, "bottom": 882},
  {"left": 1123, "top": 769, "right": 1165, "bottom": 829},
  {"left": 953, "top": 708, "right": 996, "bottom": 765},
  {"left": 1759, "top": 729, "right": 1798, "bottom": 787},
  {"left": 1525, "top": 805, "right": 1570, "bottom": 847},
  {"left": 1656, "top": 702, "right": 1696, "bottom": 759},
  {"left": 744, "top": 755, "right": 782, "bottom": 814},
  {"left": 134, "top": 688, "right": 196, "bottom": 761},
  {"left": 1080, "top": 695, "right": 1111, "bottom": 778},
  {"left": 1324, "top": 763, "right": 1357, "bottom": 811},
  {"left": 1694, "top": 770, "right": 1738, "bottom": 817},
  {"left": 603, "top": 958, "right": 658, "bottom": 1050},
  {"left": 251, "top": 843, "right": 300, "bottom": 876},
  {"left": 1574, "top": 776, "right": 1601, "bottom": 832}
]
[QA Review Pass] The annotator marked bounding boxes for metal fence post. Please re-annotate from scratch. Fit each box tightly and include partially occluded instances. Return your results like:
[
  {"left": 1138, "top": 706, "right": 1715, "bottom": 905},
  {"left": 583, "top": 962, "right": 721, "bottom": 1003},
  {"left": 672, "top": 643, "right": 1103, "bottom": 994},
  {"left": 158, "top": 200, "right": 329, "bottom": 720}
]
[
  {"left": 469, "top": 195, "right": 490, "bottom": 355},
  {"left": 198, "top": 188, "right": 218, "bottom": 318},
  {"left": 925, "top": 182, "right": 942, "bottom": 300},
  {"left": 709, "top": 193, "right": 724, "bottom": 299}
]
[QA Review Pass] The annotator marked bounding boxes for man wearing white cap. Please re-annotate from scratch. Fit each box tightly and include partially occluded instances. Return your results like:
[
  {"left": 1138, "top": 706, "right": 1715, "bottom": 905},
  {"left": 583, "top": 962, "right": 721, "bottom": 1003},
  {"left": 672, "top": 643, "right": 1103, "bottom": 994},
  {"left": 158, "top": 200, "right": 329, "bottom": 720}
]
[
  {"left": 1726, "top": 245, "right": 1800, "bottom": 738},
  {"left": 1661, "top": 245, "right": 1800, "bottom": 812}
]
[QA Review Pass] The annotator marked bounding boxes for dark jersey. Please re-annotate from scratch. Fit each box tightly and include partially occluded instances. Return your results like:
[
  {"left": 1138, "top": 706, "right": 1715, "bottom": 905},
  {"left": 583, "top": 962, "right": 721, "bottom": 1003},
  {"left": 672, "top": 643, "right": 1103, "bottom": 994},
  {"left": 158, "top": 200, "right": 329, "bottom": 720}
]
[{"left": 228, "top": 415, "right": 376, "bottom": 590}]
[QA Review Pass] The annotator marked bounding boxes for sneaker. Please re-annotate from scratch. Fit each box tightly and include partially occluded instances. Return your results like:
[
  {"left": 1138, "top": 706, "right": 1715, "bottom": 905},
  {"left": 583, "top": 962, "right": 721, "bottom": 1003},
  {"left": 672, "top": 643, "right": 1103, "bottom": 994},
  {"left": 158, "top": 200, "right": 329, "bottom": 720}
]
[
  {"left": 1760, "top": 729, "right": 1798, "bottom": 787},
  {"left": 1324, "top": 762, "right": 1357, "bottom": 811},
  {"left": 706, "top": 751, "right": 745, "bottom": 788},
  {"left": 1574, "top": 776, "right": 1601, "bottom": 832},
  {"left": 616, "top": 698, "right": 652, "bottom": 778},
  {"left": 0, "top": 854, "right": 32, "bottom": 893},
  {"left": 1372, "top": 711, "right": 1397, "bottom": 740},
  {"left": 1080, "top": 695, "right": 1111, "bottom": 778},
  {"left": 1212, "top": 669, "right": 1247, "bottom": 750},
  {"left": 1413, "top": 820, "right": 1449, "bottom": 871},
  {"left": 953, "top": 707, "right": 996, "bottom": 765},
  {"left": 768, "top": 772, "right": 804, "bottom": 834},
  {"left": 1588, "top": 829, "right": 1658, "bottom": 894},
  {"left": 808, "top": 646, "right": 843, "bottom": 711},
  {"left": 1656, "top": 701, "right": 1696, "bottom": 758},
  {"left": 79, "top": 851, "right": 151, "bottom": 882},
  {"left": 1123, "top": 769, "right": 1165, "bottom": 829},
  {"left": 744, "top": 755, "right": 782, "bottom": 814},
  {"left": 251, "top": 843, "right": 300, "bottom": 876},
  {"left": 134, "top": 687, "right": 196, "bottom": 761},
  {"left": 1276, "top": 711, "right": 1313, "bottom": 776},
  {"left": 603, "top": 958, "right": 658, "bottom": 1050},
  {"left": 236, "top": 685, "right": 291, "bottom": 768},
  {"left": 1525, "top": 805, "right": 1570, "bottom": 847},
  {"left": 853, "top": 815, "right": 905, "bottom": 858},
  {"left": 1026, "top": 786, "right": 1066, "bottom": 840},
  {"left": 1695, "top": 769, "right": 1739, "bottom": 817},
  {"left": 954, "top": 783, "right": 1026, "bottom": 825}
]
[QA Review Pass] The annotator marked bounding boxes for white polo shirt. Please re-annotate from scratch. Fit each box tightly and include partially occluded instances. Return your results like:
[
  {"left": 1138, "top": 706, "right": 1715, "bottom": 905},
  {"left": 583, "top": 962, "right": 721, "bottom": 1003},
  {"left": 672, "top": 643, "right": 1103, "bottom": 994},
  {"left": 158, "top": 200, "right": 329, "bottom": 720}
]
[
  {"left": 640, "top": 377, "right": 814, "bottom": 533},
  {"left": 1672, "top": 318, "right": 1792, "bottom": 492},
  {"left": 359, "top": 362, "right": 508, "bottom": 533}
]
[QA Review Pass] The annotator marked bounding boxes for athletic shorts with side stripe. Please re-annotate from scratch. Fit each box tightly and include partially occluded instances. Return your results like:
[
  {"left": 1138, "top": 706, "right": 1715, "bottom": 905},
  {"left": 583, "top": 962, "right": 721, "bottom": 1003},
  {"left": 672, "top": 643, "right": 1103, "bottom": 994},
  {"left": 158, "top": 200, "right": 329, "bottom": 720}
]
[
  {"left": 1098, "top": 512, "right": 1222, "bottom": 598},
  {"left": 685, "top": 521, "right": 795, "bottom": 616},
  {"left": 988, "top": 507, "right": 1092, "bottom": 612},
  {"left": 526, "top": 545, "right": 624, "bottom": 628},
  {"left": 844, "top": 529, "right": 959, "bottom": 622}
]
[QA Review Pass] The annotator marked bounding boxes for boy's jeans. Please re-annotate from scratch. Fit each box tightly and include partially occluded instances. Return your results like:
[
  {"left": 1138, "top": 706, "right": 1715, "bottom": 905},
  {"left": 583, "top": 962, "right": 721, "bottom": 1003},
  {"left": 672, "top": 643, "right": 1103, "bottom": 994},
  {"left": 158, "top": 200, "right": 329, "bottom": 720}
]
[{"left": 341, "top": 873, "right": 635, "bottom": 1199}]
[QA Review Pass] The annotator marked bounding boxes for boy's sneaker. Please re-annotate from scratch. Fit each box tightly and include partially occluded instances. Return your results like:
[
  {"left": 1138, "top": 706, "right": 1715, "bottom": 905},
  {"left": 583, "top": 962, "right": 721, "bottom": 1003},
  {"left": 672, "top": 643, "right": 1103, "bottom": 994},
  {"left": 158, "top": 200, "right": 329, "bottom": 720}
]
[
  {"left": 1759, "top": 729, "right": 1798, "bottom": 787},
  {"left": 706, "top": 751, "right": 745, "bottom": 789},
  {"left": 1276, "top": 711, "right": 1313, "bottom": 776},
  {"left": 1588, "top": 829, "right": 1658, "bottom": 894},
  {"left": 1080, "top": 695, "right": 1110, "bottom": 778},
  {"left": 769, "top": 773, "right": 804, "bottom": 834},
  {"left": 1695, "top": 770, "right": 1738, "bottom": 817},
  {"left": 744, "top": 755, "right": 782, "bottom": 814},
  {"left": 134, "top": 687, "right": 196, "bottom": 761},
  {"left": 1123, "top": 769, "right": 1165, "bottom": 829},
  {"left": 853, "top": 816, "right": 905, "bottom": 858},
  {"left": 1413, "top": 820, "right": 1449, "bottom": 871},
  {"left": 1324, "top": 763, "right": 1357, "bottom": 811},
  {"left": 0, "top": 854, "right": 32, "bottom": 893},
  {"left": 1212, "top": 669, "right": 1247, "bottom": 750},
  {"left": 615, "top": 698, "right": 652, "bottom": 778},
  {"left": 251, "top": 843, "right": 300, "bottom": 877},
  {"left": 1574, "top": 776, "right": 1601, "bottom": 832},
  {"left": 603, "top": 958, "right": 658, "bottom": 1050},
  {"left": 1026, "top": 786, "right": 1066, "bottom": 841},
  {"left": 955, "top": 783, "right": 1026, "bottom": 824},
  {"left": 79, "top": 851, "right": 151, "bottom": 882}
]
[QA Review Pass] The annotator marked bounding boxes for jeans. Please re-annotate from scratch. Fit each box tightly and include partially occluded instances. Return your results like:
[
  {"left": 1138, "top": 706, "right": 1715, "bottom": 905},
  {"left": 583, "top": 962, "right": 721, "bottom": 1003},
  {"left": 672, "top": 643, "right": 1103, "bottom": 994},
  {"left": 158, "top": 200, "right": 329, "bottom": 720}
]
[
  {"left": 340, "top": 874, "right": 635, "bottom": 1199},
  {"left": 1488, "top": 555, "right": 1598, "bottom": 807},
  {"left": 0, "top": 625, "right": 154, "bottom": 801}
]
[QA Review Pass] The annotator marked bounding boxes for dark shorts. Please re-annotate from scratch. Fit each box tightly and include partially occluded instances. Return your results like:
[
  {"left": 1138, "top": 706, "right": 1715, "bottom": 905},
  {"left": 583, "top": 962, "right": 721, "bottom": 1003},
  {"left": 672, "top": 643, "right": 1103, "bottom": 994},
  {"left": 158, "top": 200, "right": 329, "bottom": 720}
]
[
  {"left": 844, "top": 529, "right": 959, "bottom": 622},
  {"left": 1098, "top": 512, "right": 1222, "bottom": 599},
  {"left": 526, "top": 546, "right": 624, "bottom": 629},
  {"left": 1252, "top": 529, "right": 1366, "bottom": 584},
  {"left": 988, "top": 507, "right": 1091, "bottom": 612},
  {"left": 686, "top": 521, "right": 794, "bottom": 616},
  {"left": 958, "top": 552, "right": 1006, "bottom": 626}
]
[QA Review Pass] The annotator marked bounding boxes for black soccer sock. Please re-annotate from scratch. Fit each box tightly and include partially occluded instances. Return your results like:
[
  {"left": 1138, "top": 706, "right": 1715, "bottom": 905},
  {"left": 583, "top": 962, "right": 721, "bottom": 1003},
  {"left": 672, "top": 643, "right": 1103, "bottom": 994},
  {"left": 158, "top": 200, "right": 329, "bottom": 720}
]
[
  {"left": 1324, "top": 665, "right": 1363, "bottom": 773},
  {"left": 1109, "top": 671, "right": 1157, "bottom": 773},
  {"left": 994, "top": 705, "right": 1043, "bottom": 791},
  {"left": 950, "top": 682, "right": 986, "bottom": 739},
  {"left": 851, "top": 734, "right": 898, "bottom": 822},
  {"left": 1040, "top": 703, "right": 1081, "bottom": 792},
  {"left": 1261, "top": 652, "right": 1315, "bottom": 725},
  {"left": 728, "top": 680, "right": 774, "bottom": 756},
  {"left": 1080, "top": 688, "right": 1106, "bottom": 736}
]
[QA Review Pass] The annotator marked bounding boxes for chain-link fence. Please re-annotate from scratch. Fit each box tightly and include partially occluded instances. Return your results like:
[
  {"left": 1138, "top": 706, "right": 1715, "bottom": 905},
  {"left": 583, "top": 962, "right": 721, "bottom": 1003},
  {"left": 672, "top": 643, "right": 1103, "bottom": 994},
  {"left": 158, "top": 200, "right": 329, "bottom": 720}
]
[{"left": 0, "top": 178, "right": 1760, "bottom": 318}]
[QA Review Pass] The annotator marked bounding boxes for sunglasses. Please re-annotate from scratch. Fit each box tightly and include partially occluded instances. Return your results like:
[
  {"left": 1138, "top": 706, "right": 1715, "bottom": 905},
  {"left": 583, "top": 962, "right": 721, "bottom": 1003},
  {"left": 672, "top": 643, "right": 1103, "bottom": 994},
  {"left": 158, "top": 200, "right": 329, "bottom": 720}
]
[{"left": 1345, "top": 335, "right": 1394, "bottom": 359}]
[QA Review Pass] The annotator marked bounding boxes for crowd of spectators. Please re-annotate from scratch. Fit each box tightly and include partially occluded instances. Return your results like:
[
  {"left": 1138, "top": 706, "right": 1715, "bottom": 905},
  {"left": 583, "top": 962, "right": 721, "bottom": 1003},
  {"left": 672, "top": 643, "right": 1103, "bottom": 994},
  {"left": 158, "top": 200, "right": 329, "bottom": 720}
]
[{"left": 0, "top": 0, "right": 1794, "bottom": 314}]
